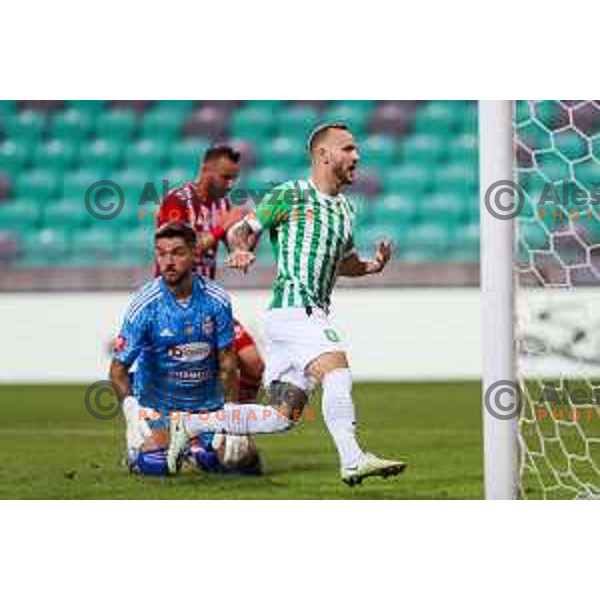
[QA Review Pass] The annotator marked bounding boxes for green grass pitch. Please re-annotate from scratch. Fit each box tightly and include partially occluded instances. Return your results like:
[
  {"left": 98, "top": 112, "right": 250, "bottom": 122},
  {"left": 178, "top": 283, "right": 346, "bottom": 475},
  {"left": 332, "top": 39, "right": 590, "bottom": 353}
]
[{"left": 0, "top": 381, "right": 483, "bottom": 499}]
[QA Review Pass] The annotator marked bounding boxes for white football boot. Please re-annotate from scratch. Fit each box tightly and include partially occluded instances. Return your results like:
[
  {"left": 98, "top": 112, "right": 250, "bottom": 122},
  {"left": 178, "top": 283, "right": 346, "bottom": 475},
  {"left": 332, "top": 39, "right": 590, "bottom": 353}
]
[
  {"left": 167, "top": 417, "right": 189, "bottom": 475},
  {"left": 341, "top": 453, "right": 406, "bottom": 486}
]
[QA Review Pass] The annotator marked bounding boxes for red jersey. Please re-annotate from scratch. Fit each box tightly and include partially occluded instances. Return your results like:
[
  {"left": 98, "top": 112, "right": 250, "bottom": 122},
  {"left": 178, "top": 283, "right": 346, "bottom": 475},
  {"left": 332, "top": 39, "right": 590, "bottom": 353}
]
[{"left": 157, "top": 181, "right": 232, "bottom": 279}]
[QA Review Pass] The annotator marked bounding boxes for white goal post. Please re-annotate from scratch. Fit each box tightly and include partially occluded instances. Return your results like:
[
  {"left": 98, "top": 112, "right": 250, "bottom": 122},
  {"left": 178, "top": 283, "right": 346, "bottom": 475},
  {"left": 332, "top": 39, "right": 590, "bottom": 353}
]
[
  {"left": 480, "top": 100, "right": 600, "bottom": 500},
  {"left": 479, "top": 100, "right": 519, "bottom": 500}
]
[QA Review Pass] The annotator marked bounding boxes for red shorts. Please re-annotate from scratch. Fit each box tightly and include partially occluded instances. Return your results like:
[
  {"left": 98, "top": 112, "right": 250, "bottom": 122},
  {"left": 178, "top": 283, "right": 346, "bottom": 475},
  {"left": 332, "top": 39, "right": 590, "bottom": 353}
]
[
  {"left": 233, "top": 318, "right": 262, "bottom": 402},
  {"left": 233, "top": 318, "right": 257, "bottom": 354}
]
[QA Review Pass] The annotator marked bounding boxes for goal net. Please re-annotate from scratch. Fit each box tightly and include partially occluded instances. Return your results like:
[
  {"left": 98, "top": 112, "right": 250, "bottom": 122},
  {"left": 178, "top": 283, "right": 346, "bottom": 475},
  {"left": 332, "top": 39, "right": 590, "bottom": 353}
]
[{"left": 515, "top": 100, "right": 600, "bottom": 499}]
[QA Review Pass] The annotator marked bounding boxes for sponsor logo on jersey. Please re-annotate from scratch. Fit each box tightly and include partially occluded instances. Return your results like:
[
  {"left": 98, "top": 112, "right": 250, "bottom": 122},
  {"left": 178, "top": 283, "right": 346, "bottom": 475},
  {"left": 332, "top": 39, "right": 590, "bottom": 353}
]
[
  {"left": 167, "top": 342, "right": 211, "bottom": 362},
  {"left": 159, "top": 327, "right": 175, "bottom": 337},
  {"left": 202, "top": 317, "right": 215, "bottom": 336},
  {"left": 172, "top": 369, "right": 211, "bottom": 382}
]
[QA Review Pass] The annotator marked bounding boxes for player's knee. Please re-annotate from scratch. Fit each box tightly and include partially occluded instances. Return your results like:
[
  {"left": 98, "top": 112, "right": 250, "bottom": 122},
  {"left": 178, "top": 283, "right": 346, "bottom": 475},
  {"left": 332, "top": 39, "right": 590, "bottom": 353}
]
[
  {"left": 267, "top": 380, "right": 308, "bottom": 422},
  {"left": 307, "top": 352, "right": 349, "bottom": 382},
  {"left": 128, "top": 448, "right": 169, "bottom": 476}
]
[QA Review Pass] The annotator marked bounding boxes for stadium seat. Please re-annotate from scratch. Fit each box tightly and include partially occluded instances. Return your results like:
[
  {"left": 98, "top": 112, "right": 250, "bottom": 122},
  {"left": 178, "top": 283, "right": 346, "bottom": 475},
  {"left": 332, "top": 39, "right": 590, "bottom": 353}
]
[
  {"left": 384, "top": 165, "right": 430, "bottom": 195},
  {"left": 62, "top": 168, "right": 105, "bottom": 199},
  {"left": 125, "top": 138, "right": 166, "bottom": 171},
  {"left": 4, "top": 110, "right": 46, "bottom": 146},
  {"left": 447, "top": 133, "right": 478, "bottom": 165},
  {"left": 184, "top": 107, "right": 229, "bottom": 139},
  {"left": 323, "top": 101, "right": 373, "bottom": 135},
  {"left": 534, "top": 100, "right": 569, "bottom": 131},
  {"left": 34, "top": 140, "right": 78, "bottom": 172},
  {"left": 42, "top": 199, "right": 88, "bottom": 229},
  {"left": 277, "top": 106, "right": 319, "bottom": 139},
  {"left": 360, "top": 134, "right": 397, "bottom": 167},
  {"left": 95, "top": 109, "right": 138, "bottom": 141},
  {"left": 369, "top": 102, "right": 415, "bottom": 135},
  {"left": 67, "top": 100, "right": 106, "bottom": 116},
  {"left": 404, "top": 223, "right": 451, "bottom": 255},
  {"left": 422, "top": 193, "right": 465, "bottom": 225},
  {"left": 349, "top": 168, "right": 382, "bottom": 197},
  {"left": 71, "top": 227, "right": 118, "bottom": 261},
  {"left": 15, "top": 169, "right": 60, "bottom": 201},
  {"left": 534, "top": 150, "right": 570, "bottom": 183},
  {"left": 0, "top": 200, "right": 43, "bottom": 232},
  {"left": 433, "top": 163, "right": 477, "bottom": 195},
  {"left": 20, "top": 227, "right": 70, "bottom": 266},
  {"left": 51, "top": 108, "right": 95, "bottom": 145},
  {"left": 79, "top": 138, "right": 123, "bottom": 172},
  {"left": 260, "top": 136, "right": 305, "bottom": 169},
  {"left": 401, "top": 133, "right": 447, "bottom": 165},
  {"left": 141, "top": 107, "right": 184, "bottom": 143},
  {"left": 231, "top": 107, "right": 274, "bottom": 140},
  {"left": 169, "top": 138, "right": 210, "bottom": 172},
  {"left": 0, "top": 140, "right": 27, "bottom": 176}
]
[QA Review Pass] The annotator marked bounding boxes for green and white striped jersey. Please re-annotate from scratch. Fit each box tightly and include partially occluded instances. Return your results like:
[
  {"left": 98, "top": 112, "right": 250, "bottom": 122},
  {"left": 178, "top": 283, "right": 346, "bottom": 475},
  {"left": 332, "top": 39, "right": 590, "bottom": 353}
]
[{"left": 245, "top": 179, "right": 356, "bottom": 310}]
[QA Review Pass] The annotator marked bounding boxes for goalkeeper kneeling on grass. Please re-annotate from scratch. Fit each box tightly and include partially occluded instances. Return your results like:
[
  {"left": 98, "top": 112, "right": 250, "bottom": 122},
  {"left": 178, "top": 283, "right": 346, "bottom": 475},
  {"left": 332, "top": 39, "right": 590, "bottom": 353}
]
[{"left": 109, "top": 222, "right": 292, "bottom": 477}]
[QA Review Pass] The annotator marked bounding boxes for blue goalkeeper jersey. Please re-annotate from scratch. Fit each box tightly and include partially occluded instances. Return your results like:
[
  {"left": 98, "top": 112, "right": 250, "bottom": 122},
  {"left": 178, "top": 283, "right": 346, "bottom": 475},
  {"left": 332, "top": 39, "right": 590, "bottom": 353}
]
[{"left": 113, "top": 275, "right": 234, "bottom": 412}]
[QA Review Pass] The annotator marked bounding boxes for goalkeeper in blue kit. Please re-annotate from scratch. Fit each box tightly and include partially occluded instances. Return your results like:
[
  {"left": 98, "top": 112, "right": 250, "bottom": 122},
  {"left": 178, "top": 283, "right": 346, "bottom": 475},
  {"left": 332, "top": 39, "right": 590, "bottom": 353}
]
[{"left": 109, "top": 222, "right": 291, "bottom": 477}]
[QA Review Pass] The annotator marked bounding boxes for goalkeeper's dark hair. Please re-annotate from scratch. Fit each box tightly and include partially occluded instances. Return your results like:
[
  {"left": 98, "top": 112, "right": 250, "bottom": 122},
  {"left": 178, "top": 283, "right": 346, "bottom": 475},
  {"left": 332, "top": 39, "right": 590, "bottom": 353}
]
[
  {"left": 307, "top": 122, "right": 350, "bottom": 155},
  {"left": 203, "top": 143, "right": 241, "bottom": 164},
  {"left": 155, "top": 221, "right": 197, "bottom": 248}
]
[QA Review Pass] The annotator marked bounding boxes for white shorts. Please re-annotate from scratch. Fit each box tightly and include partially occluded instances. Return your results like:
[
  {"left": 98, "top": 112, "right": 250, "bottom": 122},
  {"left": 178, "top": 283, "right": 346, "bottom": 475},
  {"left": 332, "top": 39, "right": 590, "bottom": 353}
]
[{"left": 263, "top": 307, "right": 346, "bottom": 391}]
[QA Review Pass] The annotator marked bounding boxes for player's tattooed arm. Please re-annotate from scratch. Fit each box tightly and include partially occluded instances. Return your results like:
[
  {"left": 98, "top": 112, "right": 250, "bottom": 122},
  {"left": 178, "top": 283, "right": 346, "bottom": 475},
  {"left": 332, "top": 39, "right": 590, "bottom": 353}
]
[
  {"left": 226, "top": 220, "right": 257, "bottom": 252},
  {"left": 225, "top": 220, "right": 258, "bottom": 272},
  {"left": 109, "top": 358, "right": 132, "bottom": 398},
  {"left": 339, "top": 240, "right": 393, "bottom": 277},
  {"left": 218, "top": 345, "right": 239, "bottom": 404}
]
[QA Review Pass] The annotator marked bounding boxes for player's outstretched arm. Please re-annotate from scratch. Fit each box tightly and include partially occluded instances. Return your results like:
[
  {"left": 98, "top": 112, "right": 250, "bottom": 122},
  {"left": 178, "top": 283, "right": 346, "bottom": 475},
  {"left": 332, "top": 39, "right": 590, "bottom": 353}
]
[{"left": 338, "top": 240, "right": 392, "bottom": 277}]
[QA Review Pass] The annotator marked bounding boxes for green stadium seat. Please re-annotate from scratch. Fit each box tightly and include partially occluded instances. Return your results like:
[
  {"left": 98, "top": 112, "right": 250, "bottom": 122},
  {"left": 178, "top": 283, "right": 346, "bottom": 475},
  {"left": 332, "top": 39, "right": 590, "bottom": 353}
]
[
  {"left": 15, "top": 169, "right": 60, "bottom": 201},
  {"left": 20, "top": 227, "right": 70, "bottom": 266},
  {"left": 384, "top": 165, "right": 430, "bottom": 194},
  {"left": 42, "top": 199, "right": 88, "bottom": 229},
  {"left": 114, "top": 168, "right": 152, "bottom": 205},
  {"left": 519, "top": 220, "right": 550, "bottom": 250},
  {"left": 244, "top": 167, "right": 288, "bottom": 197},
  {"left": 447, "top": 133, "right": 477, "bottom": 165},
  {"left": 79, "top": 138, "right": 123, "bottom": 172},
  {"left": 125, "top": 138, "right": 165, "bottom": 171},
  {"left": 51, "top": 108, "right": 95, "bottom": 145},
  {"left": 163, "top": 167, "right": 188, "bottom": 189},
  {"left": 404, "top": 223, "right": 451, "bottom": 252},
  {"left": 401, "top": 133, "right": 447, "bottom": 164},
  {"left": 169, "top": 138, "right": 210, "bottom": 172},
  {"left": 259, "top": 136, "right": 305, "bottom": 169},
  {"left": 231, "top": 107, "right": 274, "bottom": 140},
  {"left": 277, "top": 106, "right": 319, "bottom": 138},
  {"left": 414, "top": 101, "right": 463, "bottom": 134},
  {"left": 0, "top": 100, "right": 16, "bottom": 120},
  {"left": 154, "top": 100, "right": 194, "bottom": 114},
  {"left": 34, "top": 140, "right": 78, "bottom": 172},
  {"left": 67, "top": 100, "right": 106, "bottom": 117},
  {"left": 424, "top": 192, "right": 466, "bottom": 223},
  {"left": 0, "top": 140, "right": 27, "bottom": 176},
  {"left": 374, "top": 194, "right": 418, "bottom": 226},
  {"left": 245, "top": 100, "right": 284, "bottom": 111},
  {"left": 323, "top": 101, "right": 372, "bottom": 134},
  {"left": 71, "top": 227, "right": 118, "bottom": 261},
  {"left": 95, "top": 109, "right": 138, "bottom": 141},
  {"left": 141, "top": 108, "right": 183, "bottom": 143},
  {"left": 62, "top": 168, "right": 104, "bottom": 199},
  {"left": 4, "top": 110, "right": 46, "bottom": 148},
  {"left": 433, "top": 163, "right": 477, "bottom": 195},
  {"left": 361, "top": 134, "right": 397, "bottom": 167},
  {"left": 0, "top": 200, "right": 43, "bottom": 232}
]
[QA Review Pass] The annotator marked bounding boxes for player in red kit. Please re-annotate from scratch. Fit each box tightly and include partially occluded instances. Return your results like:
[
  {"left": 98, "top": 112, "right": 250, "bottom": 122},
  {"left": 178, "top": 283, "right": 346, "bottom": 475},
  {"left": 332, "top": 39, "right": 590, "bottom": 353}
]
[{"left": 157, "top": 144, "right": 264, "bottom": 404}]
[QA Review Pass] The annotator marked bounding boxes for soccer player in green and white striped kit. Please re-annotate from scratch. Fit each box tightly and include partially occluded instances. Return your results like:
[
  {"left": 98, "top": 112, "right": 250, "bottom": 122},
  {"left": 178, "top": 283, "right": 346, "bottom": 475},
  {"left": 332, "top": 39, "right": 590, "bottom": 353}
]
[{"left": 226, "top": 123, "right": 406, "bottom": 485}]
